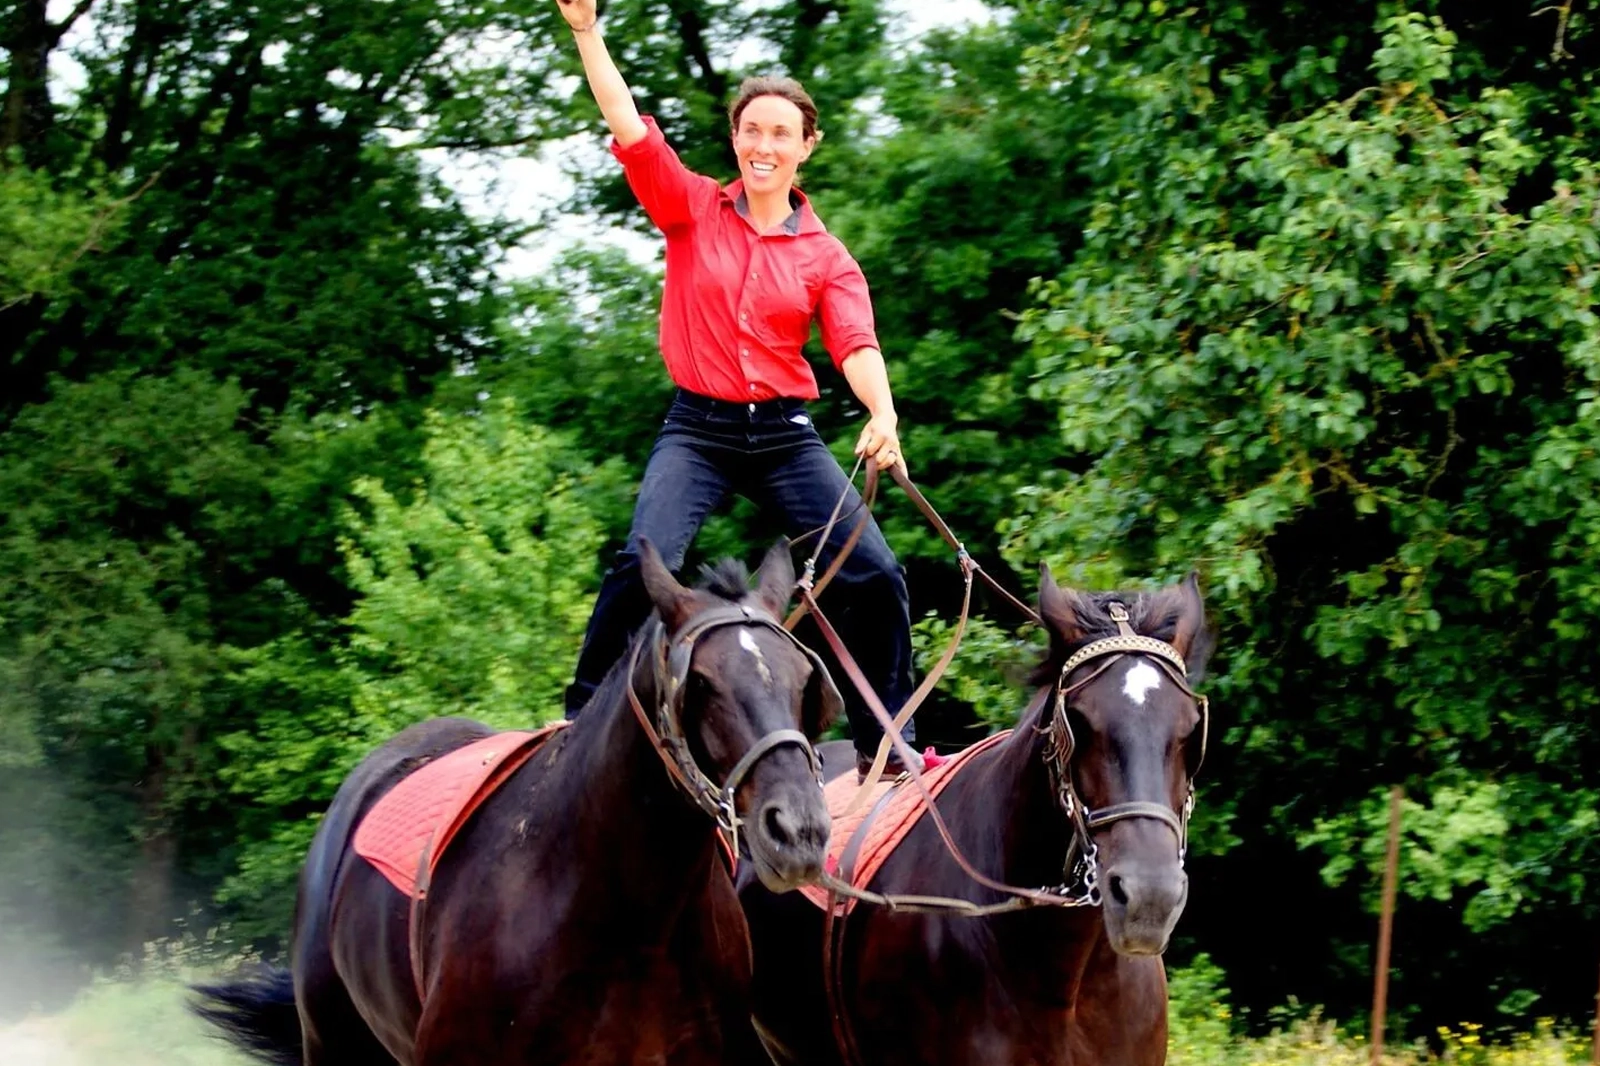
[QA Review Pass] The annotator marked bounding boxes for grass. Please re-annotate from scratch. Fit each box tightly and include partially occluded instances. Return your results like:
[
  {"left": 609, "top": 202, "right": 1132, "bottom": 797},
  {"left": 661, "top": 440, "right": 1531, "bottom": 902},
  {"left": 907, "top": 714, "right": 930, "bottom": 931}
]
[
  {"left": 1170, "top": 1015, "right": 1591, "bottom": 1066},
  {"left": 2, "top": 945, "right": 1592, "bottom": 1065},
  {"left": 0, "top": 939, "right": 252, "bottom": 1066},
  {"left": 1166, "top": 955, "right": 1594, "bottom": 1066}
]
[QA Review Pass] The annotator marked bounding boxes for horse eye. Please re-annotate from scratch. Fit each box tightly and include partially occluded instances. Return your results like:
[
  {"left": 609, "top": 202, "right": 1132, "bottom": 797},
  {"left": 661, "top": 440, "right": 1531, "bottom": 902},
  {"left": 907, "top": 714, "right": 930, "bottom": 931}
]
[{"left": 1062, "top": 702, "right": 1093, "bottom": 738}]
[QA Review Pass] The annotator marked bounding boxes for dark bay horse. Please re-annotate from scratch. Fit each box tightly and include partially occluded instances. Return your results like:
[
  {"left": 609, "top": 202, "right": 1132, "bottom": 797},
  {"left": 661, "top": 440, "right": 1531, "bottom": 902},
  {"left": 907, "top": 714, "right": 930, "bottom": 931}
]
[
  {"left": 197, "top": 539, "right": 836, "bottom": 1065},
  {"left": 740, "top": 569, "right": 1214, "bottom": 1066}
]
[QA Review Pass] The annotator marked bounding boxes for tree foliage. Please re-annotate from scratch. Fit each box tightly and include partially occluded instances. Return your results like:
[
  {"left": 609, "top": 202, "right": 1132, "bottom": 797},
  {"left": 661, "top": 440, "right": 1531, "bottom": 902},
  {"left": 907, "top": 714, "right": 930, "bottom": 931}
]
[
  {"left": 1011, "top": 2, "right": 1600, "bottom": 1027},
  {"left": 5, "top": 0, "right": 1600, "bottom": 1039},
  {"left": 212, "top": 402, "right": 612, "bottom": 935}
]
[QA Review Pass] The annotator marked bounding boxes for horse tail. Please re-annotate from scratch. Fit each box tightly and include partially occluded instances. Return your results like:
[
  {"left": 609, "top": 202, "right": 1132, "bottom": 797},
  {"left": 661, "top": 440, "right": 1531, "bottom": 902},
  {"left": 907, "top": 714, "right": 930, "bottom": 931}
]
[{"left": 191, "top": 966, "right": 303, "bottom": 1066}]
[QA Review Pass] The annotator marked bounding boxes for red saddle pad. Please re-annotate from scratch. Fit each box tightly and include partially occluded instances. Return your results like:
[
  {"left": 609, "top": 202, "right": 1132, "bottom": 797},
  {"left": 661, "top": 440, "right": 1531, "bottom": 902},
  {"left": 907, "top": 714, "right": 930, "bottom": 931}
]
[
  {"left": 354, "top": 723, "right": 568, "bottom": 899},
  {"left": 799, "top": 730, "right": 1012, "bottom": 915}
]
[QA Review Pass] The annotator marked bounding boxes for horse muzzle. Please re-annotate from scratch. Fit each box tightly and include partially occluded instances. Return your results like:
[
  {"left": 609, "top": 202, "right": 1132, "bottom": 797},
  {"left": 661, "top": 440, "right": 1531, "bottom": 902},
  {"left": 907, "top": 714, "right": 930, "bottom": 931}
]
[
  {"left": 1100, "top": 858, "right": 1188, "bottom": 956},
  {"left": 743, "top": 770, "right": 830, "bottom": 893}
]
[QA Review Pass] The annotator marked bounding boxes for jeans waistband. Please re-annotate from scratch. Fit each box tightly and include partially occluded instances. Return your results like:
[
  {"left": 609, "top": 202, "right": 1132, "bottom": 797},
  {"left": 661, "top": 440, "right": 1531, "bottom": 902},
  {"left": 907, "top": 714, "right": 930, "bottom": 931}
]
[{"left": 670, "top": 388, "right": 810, "bottom": 420}]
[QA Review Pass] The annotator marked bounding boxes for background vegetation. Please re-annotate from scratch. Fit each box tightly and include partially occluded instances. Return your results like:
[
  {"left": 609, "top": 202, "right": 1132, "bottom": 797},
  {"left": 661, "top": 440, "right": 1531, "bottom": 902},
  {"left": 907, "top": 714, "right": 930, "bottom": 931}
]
[{"left": 4, "top": 0, "right": 1598, "bottom": 1050}]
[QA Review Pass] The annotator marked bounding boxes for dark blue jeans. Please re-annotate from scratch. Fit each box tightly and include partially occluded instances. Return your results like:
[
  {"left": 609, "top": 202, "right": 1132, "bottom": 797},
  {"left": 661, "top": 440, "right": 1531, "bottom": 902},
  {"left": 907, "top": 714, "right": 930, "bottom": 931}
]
[{"left": 564, "top": 389, "right": 915, "bottom": 757}]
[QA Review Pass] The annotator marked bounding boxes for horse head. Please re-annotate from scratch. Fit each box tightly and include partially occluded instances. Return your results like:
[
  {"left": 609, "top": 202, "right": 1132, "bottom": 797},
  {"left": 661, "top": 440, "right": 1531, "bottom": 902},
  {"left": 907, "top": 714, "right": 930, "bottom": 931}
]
[
  {"left": 1036, "top": 567, "right": 1213, "bottom": 956},
  {"left": 636, "top": 537, "right": 837, "bottom": 893}
]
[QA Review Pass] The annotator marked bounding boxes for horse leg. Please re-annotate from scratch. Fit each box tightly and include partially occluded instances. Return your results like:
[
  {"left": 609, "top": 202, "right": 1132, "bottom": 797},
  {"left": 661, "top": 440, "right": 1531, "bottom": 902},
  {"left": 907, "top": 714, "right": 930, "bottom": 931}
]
[
  {"left": 295, "top": 947, "right": 400, "bottom": 1066},
  {"left": 297, "top": 878, "right": 403, "bottom": 1066}
]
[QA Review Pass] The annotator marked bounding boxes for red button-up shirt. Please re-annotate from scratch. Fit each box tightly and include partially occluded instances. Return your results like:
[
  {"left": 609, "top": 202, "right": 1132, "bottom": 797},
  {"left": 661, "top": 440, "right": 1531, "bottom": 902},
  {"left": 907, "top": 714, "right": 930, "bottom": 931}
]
[{"left": 610, "top": 117, "right": 880, "bottom": 403}]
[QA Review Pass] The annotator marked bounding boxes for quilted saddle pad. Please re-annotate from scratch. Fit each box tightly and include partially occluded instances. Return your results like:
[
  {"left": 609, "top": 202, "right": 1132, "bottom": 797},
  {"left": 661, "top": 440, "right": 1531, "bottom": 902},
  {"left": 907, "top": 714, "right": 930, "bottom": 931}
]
[
  {"left": 799, "top": 730, "right": 1012, "bottom": 915},
  {"left": 354, "top": 722, "right": 568, "bottom": 898}
]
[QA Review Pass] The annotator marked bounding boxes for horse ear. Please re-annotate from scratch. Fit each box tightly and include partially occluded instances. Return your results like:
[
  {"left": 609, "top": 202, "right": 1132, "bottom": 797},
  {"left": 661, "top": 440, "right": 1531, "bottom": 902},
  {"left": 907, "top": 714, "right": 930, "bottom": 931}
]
[
  {"left": 803, "top": 653, "right": 845, "bottom": 738},
  {"left": 638, "top": 537, "right": 694, "bottom": 632},
  {"left": 1169, "top": 571, "right": 1213, "bottom": 678},
  {"left": 1038, "top": 563, "right": 1093, "bottom": 646},
  {"left": 1145, "top": 571, "right": 1213, "bottom": 679},
  {"left": 752, "top": 538, "right": 796, "bottom": 619}
]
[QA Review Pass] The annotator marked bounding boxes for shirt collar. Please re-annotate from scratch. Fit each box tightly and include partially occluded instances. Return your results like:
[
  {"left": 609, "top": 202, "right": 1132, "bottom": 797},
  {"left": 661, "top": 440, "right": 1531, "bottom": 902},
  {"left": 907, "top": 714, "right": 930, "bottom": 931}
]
[{"left": 723, "top": 180, "right": 826, "bottom": 236}]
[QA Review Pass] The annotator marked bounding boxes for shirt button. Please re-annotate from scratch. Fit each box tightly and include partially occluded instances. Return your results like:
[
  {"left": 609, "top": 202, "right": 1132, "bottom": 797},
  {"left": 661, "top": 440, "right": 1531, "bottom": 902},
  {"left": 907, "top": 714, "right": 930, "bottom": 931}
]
[
  {"left": 740, "top": 311, "right": 748, "bottom": 323},
  {"left": 741, "top": 348, "right": 750, "bottom": 358},
  {"left": 750, "top": 271, "right": 759, "bottom": 280}
]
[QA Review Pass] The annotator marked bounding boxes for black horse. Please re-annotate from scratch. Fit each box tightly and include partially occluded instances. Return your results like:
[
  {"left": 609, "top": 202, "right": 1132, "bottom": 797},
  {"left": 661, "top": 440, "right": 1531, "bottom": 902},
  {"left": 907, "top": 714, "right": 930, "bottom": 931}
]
[
  {"left": 197, "top": 539, "right": 835, "bottom": 1065},
  {"left": 741, "top": 569, "right": 1213, "bottom": 1066}
]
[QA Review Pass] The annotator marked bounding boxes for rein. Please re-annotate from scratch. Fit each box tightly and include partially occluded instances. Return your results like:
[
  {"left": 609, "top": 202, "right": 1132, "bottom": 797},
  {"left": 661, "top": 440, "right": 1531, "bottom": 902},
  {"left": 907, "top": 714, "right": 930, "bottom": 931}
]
[
  {"left": 624, "top": 604, "right": 824, "bottom": 857},
  {"left": 785, "top": 458, "right": 1212, "bottom": 1066},
  {"left": 799, "top": 459, "right": 1211, "bottom": 910}
]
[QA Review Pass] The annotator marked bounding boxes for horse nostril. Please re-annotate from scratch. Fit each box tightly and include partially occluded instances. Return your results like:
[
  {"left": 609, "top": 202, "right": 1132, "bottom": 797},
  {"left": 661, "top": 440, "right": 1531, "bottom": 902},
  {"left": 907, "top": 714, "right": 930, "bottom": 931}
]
[
  {"left": 763, "top": 804, "right": 795, "bottom": 848},
  {"left": 1108, "top": 873, "right": 1129, "bottom": 907}
]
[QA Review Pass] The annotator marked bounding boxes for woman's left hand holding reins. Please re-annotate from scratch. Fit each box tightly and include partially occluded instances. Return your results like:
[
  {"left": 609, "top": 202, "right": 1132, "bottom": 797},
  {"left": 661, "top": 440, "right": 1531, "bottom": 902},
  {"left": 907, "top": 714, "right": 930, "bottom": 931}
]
[{"left": 855, "top": 411, "right": 906, "bottom": 476}]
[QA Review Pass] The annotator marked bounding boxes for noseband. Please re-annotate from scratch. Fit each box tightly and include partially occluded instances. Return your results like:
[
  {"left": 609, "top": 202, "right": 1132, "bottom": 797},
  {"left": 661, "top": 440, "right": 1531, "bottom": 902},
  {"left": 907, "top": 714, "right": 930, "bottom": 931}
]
[
  {"left": 1043, "top": 602, "right": 1211, "bottom": 905},
  {"left": 626, "top": 604, "right": 824, "bottom": 857}
]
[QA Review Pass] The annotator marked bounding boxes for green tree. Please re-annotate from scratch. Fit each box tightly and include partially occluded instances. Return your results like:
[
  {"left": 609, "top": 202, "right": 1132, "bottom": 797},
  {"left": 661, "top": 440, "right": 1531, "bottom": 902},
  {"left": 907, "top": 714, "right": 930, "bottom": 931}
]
[
  {"left": 0, "top": 370, "right": 270, "bottom": 953},
  {"left": 215, "top": 402, "right": 616, "bottom": 937},
  {"left": 1015, "top": 5, "right": 1600, "bottom": 1028}
]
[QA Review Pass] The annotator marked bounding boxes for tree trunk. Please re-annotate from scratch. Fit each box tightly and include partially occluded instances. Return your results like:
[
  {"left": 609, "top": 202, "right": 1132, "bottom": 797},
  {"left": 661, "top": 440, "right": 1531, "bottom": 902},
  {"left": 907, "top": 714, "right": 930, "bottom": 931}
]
[
  {"left": 1, "top": 0, "right": 56, "bottom": 166},
  {"left": 125, "top": 759, "right": 176, "bottom": 959}
]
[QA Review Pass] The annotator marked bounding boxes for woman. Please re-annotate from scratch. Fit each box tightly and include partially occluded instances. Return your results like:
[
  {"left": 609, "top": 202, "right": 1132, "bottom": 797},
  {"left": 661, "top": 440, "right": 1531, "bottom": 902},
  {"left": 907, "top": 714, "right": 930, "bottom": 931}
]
[{"left": 555, "top": 0, "right": 917, "bottom": 776}]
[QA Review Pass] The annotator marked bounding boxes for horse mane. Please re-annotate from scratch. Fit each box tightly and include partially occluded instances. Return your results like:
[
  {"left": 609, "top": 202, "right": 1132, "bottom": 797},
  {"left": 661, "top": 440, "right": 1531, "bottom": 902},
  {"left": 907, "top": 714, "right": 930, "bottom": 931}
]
[
  {"left": 694, "top": 558, "right": 755, "bottom": 601},
  {"left": 1028, "top": 587, "right": 1216, "bottom": 689},
  {"left": 573, "top": 556, "right": 758, "bottom": 719}
]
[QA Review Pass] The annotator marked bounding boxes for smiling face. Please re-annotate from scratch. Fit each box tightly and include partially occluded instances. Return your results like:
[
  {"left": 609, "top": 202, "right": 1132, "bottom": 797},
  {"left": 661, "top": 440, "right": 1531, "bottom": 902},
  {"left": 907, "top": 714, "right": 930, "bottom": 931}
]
[{"left": 731, "top": 94, "right": 815, "bottom": 198}]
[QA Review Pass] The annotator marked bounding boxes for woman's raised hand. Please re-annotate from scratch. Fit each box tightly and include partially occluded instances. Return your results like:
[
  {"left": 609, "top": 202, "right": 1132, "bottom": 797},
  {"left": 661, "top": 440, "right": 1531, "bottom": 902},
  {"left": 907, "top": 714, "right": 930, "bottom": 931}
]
[{"left": 555, "top": 0, "right": 598, "bottom": 32}]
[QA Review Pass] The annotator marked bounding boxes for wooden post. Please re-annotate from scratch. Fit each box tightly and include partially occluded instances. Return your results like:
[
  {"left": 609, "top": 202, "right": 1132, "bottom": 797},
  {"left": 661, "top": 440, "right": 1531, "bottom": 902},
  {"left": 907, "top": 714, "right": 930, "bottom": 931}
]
[
  {"left": 1370, "top": 786, "right": 1404, "bottom": 1066},
  {"left": 1591, "top": 951, "right": 1599, "bottom": 1066}
]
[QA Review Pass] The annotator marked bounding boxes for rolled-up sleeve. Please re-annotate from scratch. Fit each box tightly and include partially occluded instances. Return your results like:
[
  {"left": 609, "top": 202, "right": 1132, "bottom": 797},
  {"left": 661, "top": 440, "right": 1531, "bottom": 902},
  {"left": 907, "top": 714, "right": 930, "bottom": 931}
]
[
  {"left": 610, "top": 116, "right": 716, "bottom": 234},
  {"left": 818, "top": 246, "right": 881, "bottom": 368}
]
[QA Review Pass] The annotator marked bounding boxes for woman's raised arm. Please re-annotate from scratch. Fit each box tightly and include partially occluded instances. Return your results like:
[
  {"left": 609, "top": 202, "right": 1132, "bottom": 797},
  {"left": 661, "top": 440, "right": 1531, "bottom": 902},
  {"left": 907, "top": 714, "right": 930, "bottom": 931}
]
[{"left": 556, "top": 0, "right": 649, "bottom": 148}]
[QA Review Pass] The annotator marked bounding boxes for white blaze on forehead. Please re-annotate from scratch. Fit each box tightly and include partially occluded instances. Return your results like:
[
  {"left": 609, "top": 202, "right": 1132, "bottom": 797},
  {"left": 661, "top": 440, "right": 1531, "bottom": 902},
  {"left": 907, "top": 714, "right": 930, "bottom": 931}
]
[
  {"left": 1122, "top": 661, "right": 1163, "bottom": 706},
  {"left": 739, "top": 629, "right": 774, "bottom": 685}
]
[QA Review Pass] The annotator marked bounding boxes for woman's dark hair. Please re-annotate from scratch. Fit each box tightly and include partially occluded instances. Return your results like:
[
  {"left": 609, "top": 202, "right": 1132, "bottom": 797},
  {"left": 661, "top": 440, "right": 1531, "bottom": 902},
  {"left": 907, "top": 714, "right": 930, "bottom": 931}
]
[{"left": 728, "top": 76, "right": 821, "bottom": 142}]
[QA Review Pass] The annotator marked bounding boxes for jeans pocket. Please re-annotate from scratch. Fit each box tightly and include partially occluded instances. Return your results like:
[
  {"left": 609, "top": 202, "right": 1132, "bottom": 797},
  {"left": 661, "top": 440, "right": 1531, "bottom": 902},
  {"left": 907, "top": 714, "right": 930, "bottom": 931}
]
[{"left": 663, "top": 402, "right": 699, "bottom": 427}]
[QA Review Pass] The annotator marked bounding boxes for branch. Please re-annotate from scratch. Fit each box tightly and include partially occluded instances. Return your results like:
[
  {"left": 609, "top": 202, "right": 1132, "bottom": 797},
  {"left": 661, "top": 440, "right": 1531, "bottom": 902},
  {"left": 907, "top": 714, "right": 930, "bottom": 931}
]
[
  {"left": 386, "top": 128, "right": 548, "bottom": 152},
  {"left": 1532, "top": 2, "right": 1575, "bottom": 63},
  {"left": 1420, "top": 407, "right": 1461, "bottom": 502},
  {"left": 45, "top": 0, "right": 97, "bottom": 50},
  {"left": 663, "top": 0, "right": 728, "bottom": 105},
  {"left": 0, "top": 170, "right": 160, "bottom": 313}
]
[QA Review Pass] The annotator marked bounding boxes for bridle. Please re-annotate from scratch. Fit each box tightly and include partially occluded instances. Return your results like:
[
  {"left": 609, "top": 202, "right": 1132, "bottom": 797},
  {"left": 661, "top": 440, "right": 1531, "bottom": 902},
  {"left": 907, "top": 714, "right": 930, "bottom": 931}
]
[
  {"left": 796, "top": 460, "right": 1214, "bottom": 1066},
  {"left": 809, "top": 593, "right": 1211, "bottom": 1066},
  {"left": 625, "top": 602, "right": 831, "bottom": 857},
  {"left": 1042, "top": 601, "right": 1211, "bottom": 905}
]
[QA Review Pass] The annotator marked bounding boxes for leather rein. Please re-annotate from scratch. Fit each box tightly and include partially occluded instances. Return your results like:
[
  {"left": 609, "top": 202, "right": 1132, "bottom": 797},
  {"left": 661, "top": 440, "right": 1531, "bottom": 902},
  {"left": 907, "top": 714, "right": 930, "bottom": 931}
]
[
  {"left": 795, "top": 459, "right": 1212, "bottom": 914},
  {"left": 780, "top": 458, "right": 1212, "bottom": 1066},
  {"left": 624, "top": 604, "right": 824, "bottom": 858}
]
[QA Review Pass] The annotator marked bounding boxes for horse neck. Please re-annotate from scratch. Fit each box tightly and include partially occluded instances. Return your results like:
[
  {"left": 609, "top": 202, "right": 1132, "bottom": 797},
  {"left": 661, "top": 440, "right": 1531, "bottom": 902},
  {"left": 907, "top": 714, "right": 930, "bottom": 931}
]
[
  {"left": 953, "top": 695, "right": 1072, "bottom": 887},
  {"left": 552, "top": 639, "right": 724, "bottom": 904},
  {"left": 955, "top": 691, "right": 1107, "bottom": 987}
]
